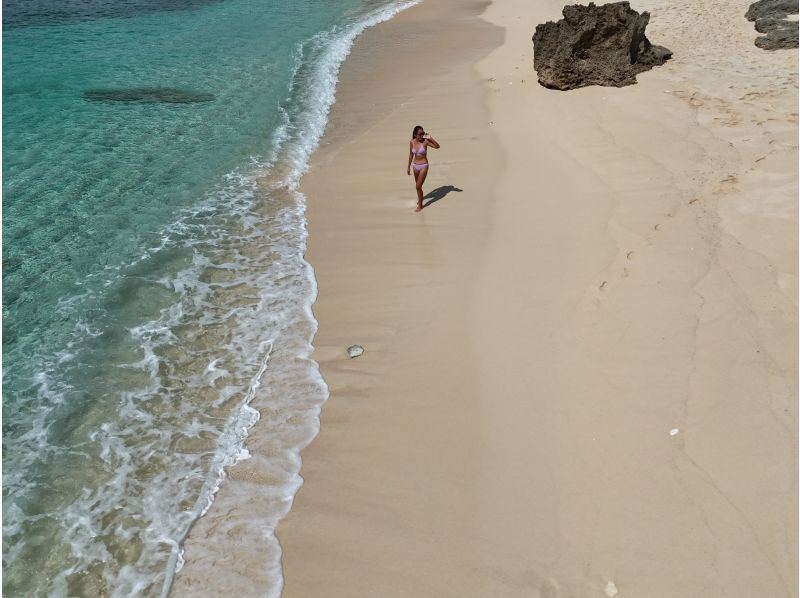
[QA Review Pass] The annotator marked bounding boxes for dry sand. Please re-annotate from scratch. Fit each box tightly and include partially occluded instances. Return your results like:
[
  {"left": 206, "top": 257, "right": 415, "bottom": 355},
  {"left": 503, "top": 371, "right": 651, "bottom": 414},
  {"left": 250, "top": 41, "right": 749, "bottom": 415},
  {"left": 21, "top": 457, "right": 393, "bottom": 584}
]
[
  {"left": 276, "top": 0, "right": 798, "bottom": 595},
  {"left": 179, "top": 0, "right": 799, "bottom": 594}
]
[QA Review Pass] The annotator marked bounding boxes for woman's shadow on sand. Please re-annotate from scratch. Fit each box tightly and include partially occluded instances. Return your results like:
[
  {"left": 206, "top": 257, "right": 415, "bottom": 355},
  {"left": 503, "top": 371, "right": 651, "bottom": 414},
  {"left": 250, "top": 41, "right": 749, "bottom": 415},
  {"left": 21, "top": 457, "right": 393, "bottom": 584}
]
[{"left": 423, "top": 185, "right": 462, "bottom": 208}]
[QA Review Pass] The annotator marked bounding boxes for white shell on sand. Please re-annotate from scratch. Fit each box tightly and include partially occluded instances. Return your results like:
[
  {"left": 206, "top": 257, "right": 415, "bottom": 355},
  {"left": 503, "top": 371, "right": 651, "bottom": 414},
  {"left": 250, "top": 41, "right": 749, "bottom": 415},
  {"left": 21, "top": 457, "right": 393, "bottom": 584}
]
[
  {"left": 670, "top": 428, "right": 680, "bottom": 436},
  {"left": 347, "top": 345, "right": 364, "bottom": 358},
  {"left": 605, "top": 581, "right": 619, "bottom": 597}
]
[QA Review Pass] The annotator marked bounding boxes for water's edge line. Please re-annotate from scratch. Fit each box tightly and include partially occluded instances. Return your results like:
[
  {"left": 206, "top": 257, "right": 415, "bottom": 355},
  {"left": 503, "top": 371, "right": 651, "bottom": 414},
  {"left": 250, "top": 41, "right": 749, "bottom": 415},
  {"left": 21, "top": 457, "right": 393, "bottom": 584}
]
[
  {"left": 272, "top": 217, "right": 326, "bottom": 598},
  {"left": 159, "top": 1, "right": 421, "bottom": 595}
]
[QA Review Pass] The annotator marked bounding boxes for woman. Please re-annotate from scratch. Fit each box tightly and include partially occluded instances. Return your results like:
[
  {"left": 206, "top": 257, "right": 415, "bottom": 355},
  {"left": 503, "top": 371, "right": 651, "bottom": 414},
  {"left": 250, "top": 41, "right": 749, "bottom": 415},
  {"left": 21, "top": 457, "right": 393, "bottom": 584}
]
[{"left": 407, "top": 125, "right": 440, "bottom": 212}]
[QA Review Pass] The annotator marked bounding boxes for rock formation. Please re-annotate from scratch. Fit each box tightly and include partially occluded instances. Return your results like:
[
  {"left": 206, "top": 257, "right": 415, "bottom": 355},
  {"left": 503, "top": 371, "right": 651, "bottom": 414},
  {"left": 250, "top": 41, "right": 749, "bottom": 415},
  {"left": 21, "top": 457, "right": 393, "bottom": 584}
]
[
  {"left": 83, "top": 88, "right": 215, "bottom": 103},
  {"left": 745, "top": 0, "right": 799, "bottom": 49},
  {"left": 532, "top": 2, "right": 672, "bottom": 90}
]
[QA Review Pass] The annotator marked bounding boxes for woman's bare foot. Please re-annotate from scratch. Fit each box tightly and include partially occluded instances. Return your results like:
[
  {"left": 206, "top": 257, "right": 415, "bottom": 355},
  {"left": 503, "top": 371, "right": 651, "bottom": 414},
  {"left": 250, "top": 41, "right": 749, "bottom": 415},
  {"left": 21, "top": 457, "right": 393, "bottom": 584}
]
[{"left": 415, "top": 204, "right": 422, "bottom": 212}]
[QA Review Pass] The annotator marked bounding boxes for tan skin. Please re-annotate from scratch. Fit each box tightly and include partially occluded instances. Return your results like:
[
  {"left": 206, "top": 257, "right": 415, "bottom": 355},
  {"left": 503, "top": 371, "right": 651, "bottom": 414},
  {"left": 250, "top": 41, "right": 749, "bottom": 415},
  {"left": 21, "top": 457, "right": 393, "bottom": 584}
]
[{"left": 407, "top": 128, "right": 440, "bottom": 212}]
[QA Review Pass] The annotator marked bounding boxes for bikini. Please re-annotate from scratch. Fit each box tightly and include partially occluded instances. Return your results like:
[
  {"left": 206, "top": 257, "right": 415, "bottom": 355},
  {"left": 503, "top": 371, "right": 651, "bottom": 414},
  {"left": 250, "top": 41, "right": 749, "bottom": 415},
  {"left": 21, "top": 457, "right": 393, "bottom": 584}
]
[{"left": 412, "top": 141, "right": 428, "bottom": 172}]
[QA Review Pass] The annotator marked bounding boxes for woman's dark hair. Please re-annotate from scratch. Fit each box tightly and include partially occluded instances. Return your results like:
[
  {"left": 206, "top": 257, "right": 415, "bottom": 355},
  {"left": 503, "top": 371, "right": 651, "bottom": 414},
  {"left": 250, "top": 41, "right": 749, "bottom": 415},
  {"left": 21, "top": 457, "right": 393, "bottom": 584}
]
[{"left": 412, "top": 125, "right": 424, "bottom": 139}]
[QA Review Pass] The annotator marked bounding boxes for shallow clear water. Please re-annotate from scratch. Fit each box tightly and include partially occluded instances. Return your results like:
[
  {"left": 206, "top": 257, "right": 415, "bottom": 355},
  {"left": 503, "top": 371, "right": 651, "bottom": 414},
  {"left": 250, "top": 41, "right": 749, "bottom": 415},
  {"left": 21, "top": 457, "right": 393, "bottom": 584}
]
[{"left": 2, "top": 0, "right": 414, "bottom": 594}]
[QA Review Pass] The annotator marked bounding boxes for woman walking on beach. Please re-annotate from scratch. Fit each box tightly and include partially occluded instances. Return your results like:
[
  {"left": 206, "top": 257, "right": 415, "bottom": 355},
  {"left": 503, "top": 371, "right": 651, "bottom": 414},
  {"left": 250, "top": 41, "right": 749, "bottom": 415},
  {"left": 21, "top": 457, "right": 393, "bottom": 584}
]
[{"left": 407, "top": 125, "right": 440, "bottom": 212}]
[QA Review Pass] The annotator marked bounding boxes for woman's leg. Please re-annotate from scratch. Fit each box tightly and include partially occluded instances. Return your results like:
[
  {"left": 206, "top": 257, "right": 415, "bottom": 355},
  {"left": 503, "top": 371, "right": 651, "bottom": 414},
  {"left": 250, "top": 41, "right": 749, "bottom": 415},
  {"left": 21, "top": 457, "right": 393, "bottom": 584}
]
[{"left": 413, "top": 165, "right": 428, "bottom": 212}]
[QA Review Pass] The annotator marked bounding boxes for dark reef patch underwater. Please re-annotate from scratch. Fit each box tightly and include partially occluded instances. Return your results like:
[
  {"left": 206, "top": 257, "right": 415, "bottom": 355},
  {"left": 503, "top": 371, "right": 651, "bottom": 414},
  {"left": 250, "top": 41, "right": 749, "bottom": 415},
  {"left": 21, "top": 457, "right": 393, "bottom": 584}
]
[{"left": 82, "top": 88, "right": 216, "bottom": 103}]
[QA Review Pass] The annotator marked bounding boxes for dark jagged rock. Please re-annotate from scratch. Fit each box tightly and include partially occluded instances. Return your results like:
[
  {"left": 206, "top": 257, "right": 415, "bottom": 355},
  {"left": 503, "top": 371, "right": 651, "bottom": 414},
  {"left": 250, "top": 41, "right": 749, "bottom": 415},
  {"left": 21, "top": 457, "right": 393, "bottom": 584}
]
[
  {"left": 532, "top": 1, "right": 672, "bottom": 90},
  {"left": 83, "top": 88, "right": 215, "bottom": 104},
  {"left": 745, "top": 0, "right": 798, "bottom": 50},
  {"left": 746, "top": 0, "right": 797, "bottom": 19}
]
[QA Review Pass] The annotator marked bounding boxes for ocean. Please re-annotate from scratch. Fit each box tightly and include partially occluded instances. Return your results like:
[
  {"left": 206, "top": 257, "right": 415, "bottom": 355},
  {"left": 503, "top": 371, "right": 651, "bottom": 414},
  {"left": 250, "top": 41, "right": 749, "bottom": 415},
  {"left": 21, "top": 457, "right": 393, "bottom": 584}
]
[{"left": 1, "top": 0, "right": 416, "bottom": 594}]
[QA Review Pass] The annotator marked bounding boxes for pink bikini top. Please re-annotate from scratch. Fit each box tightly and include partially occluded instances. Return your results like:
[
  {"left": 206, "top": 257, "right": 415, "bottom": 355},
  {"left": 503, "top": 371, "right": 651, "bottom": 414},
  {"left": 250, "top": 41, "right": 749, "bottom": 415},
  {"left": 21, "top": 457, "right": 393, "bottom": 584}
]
[{"left": 413, "top": 142, "right": 427, "bottom": 157}]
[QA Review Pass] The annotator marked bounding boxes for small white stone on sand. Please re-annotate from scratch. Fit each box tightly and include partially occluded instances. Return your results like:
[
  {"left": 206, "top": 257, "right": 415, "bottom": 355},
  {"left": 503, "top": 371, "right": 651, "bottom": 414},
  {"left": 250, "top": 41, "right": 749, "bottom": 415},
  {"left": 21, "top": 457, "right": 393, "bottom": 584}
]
[
  {"left": 347, "top": 345, "right": 364, "bottom": 358},
  {"left": 605, "top": 581, "right": 619, "bottom": 597},
  {"left": 670, "top": 428, "right": 680, "bottom": 436}
]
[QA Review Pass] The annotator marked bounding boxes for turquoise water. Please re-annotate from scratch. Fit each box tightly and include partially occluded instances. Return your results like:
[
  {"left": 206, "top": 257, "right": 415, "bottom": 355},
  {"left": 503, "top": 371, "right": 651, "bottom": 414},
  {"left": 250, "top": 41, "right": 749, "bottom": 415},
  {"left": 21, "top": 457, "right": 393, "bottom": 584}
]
[
  {"left": 4, "top": 0, "right": 343, "bottom": 349},
  {"left": 2, "top": 0, "right": 414, "bottom": 594}
]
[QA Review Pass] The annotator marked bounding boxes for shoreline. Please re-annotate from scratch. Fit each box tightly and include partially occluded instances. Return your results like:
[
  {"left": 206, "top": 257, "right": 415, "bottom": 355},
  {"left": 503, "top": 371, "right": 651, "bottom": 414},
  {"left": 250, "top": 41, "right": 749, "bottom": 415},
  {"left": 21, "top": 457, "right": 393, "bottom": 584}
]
[
  {"left": 277, "top": 0, "right": 798, "bottom": 594},
  {"left": 166, "top": 2, "right": 441, "bottom": 595}
]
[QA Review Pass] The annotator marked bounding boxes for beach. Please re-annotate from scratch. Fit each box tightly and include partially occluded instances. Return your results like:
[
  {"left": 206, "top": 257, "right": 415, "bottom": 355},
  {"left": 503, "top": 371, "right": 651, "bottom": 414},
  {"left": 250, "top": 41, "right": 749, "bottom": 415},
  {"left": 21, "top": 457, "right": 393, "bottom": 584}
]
[
  {"left": 0, "top": 0, "right": 792, "bottom": 593},
  {"left": 178, "top": 0, "right": 797, "bottom": 594}
]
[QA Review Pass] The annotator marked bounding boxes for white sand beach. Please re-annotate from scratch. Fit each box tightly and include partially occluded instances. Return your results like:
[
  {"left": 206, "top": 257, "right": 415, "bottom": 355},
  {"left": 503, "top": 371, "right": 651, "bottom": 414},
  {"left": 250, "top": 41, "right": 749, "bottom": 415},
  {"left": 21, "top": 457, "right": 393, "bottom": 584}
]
[{"left": 177, "top": 0, "right": 798, "bottom": 594}]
